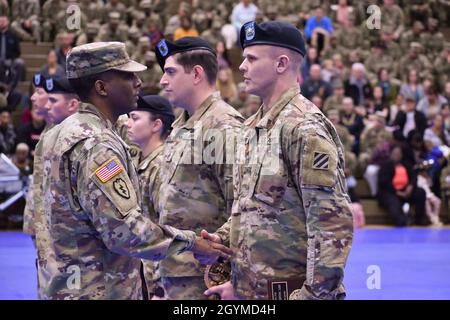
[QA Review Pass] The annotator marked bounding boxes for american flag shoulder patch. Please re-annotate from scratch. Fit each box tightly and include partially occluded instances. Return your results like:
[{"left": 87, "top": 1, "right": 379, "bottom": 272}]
[
  {"left": 312, "top": 152, "right": 330, "bottom": 170},
  {"left": 95, "top": 158, "right": 123, "bottom": 183}
]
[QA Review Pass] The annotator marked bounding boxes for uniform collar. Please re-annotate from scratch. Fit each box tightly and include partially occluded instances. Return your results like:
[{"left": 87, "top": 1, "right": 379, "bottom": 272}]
[
  {"left": 138, "top": 144, "right": 164, "bottom": 171},
  {"left": 78, "top": 103, "right": 114, "bottom": 129},
  {"left": 247, "top": 86, "right": 300, "bottom": 129},
  {"left": 172, "top": 92, "right": 221, "bottom": 130}
]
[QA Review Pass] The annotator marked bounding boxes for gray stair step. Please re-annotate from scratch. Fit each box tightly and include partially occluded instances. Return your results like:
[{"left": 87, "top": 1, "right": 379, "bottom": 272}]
[
  {"left": 20, "top": 42, "right": 53, "bottom": 56},
  {"left": 22, "top": 54, "right": 48, "bottom": 68}
]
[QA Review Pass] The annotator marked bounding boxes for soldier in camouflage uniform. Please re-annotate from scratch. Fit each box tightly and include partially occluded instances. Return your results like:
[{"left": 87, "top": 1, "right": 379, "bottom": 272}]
[
  {"left": 33, "top": 41, "right": 231, "bottom": 300},
  {"left": 364, "top": 42, "right": 394, "bottom": 85},
  {"left": 42, "top": 0, "right": 67, "bottom": 42},
  {"left": 434, "top": 43, "right": 450, "bottom": 89},
  {"left": 397, "top": 42, "right": 433, "bottom": 81},
  {"left": 323, "top": 80, "right": 345, "bottom": 115},
  {"left": 420, "top": 18, "right": 445, "bottom": 62},
  {"left": 358, "top": 114, "right": 393, "bottom": 171},
  {"left": 140, "top": 51, "right": 163, "bottom": 95},
  {"left": 126, "top": 95, "right": 175, "bottom": 298},
  {"left": 96, "top": 12, "right": 128, "bottom": 42},
  {"left": 155, "top": 37, "right": 244, "bottom": 299},
  {"left": 10, "top": 0, "right": 40, "bottom": 42},
  {"left": 23, "top": 74, "right": 50, "bottom": 242},
  {"left": 380, "top": 0, "right": 404, "bottom": 41},
  {"left": 400, "top": 21, "right": 424, "bottom": 52},
  {"left": 202, "top": 21, "right": 353, "bottom": 300}
]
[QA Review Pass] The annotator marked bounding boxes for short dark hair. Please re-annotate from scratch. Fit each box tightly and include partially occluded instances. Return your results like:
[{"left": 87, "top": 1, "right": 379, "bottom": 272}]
[
  {"left": 68, "top": 70, "right": 120, "bottom": 102},
  {"left": 149, "top": 112, "right": 174, "bottom": 139},
  {"left": 174, "top": 49, "right": 218, "bottom": 86}
]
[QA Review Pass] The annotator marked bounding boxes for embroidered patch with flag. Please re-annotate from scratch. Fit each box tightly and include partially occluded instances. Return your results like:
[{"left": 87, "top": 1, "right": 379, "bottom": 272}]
[
  {"left": 95, "top": 159, "right": 123, "bottom": 183},
  {"left": 312, "top": 152, "right": 330, "bottom": 170}
]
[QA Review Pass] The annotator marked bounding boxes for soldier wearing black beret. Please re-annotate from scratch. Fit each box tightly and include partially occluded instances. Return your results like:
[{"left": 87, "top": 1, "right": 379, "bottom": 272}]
[
  {"left": 43, "top": 76, "right": 79, "bottom": 125},
  {"left": 154, "top": 36, "right": 244, "bottom": 299},
  {"left": 202, "top": 21, "right": 354, "bottom": 301},
  {"left": 127, "top": 94, "right": 175, "bottom": 299}
]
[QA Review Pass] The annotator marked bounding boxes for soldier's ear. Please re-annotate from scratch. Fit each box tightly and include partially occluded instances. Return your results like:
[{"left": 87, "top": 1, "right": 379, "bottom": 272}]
[
  {"left": 276, "top": 55, "right": 289, "bottom": 74},
  {"left": 94, "top": 79, "right": 108, "bottom": 97}
]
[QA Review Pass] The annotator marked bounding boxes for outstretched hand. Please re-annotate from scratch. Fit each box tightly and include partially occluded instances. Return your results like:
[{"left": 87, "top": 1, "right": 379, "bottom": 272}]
[{"left": 191, "top": 235, "right": 232, "bottom": 265}]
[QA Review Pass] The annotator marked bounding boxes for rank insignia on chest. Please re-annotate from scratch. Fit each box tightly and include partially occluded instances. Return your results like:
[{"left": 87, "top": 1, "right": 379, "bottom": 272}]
[
  {"left": 312, "top": 152, "right": 330, "bottom": 170},
  {"left": 95, "top": 159, "right": 123, "bottom": 183}
]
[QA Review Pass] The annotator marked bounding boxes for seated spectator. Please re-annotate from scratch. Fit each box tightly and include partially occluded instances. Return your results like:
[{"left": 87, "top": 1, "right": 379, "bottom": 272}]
[
  {"left": 424, "top": 114, "right": 450, "bottom": 148},
  {"left": 217, "top": 67, "right": 237, "bottom": 103},
  {"left": 304, "top": 6, "right": 333, "bottom": 54},
  {"left": 416, "top": 86, "right": 448, "bottom": 122},
  {"left": 344, "top": 63, "right": 373, "bottom": 107},
  {"left": 230, "top": 0, "right": 259, "bottom": 33},
  {"left": 173, "top": 16, "right": 199, "bottom": 41},
  {"left": 417, "top": 169, "right": 443, "bottom": 226},
  {"left": 387, "top": 94, "right": 404, "bottom": 126},
  {"left": 323, "top": 79, "right": 345, "bottom": 114},
  {"left": 216, "top": 40, "right": 231, "bottom": 70},
  {"left": 230, "top": 82, "right": 248, "bottom": 111},
  {"left": 39, "top": 50, "right": 65, "bottom": 79},
  {"left": 366, "top": 86, "right": 390, "bottom": 120},
  {"left": 301, "top": 64, "right": 332, "bottom": 100},
  {"left": 55, "top": 32, "right": 74, "bottom": 67},
  {"left": 330, "top": 0, "right": 354, "bottom": 29},
  {"left": 341, "top": 97, "right": 365, "bottom": 155},
  {"left": 399, "top": 68, "right": 425, "bottom": 103},
  {"left": 301, "top": 47, "right": 320, "bottom": 81},
  {"left": 359, "top": 113, "right": 393, "bottom": 171},
  {"left": 11, "top": 143, "right": 32, "bottom": 176},
  {"left": 377, "top": 68, "right": 400, "bottom": 105},
  {"left": 0, "top": 15, "right": 25, "bottom": 89},
  {"left": 0, "top": 108, "right": 16, "bottom": 156},
  {"left": 377, "top": 144, "right": 428, "bottom": 226},
  {"left": 145, "top": 19, "right": 164, "bottom": 48},
  {"left": 17, "top": 103, "right": 45, "bottom": 158},
  {"left": 392, "top": 94, "right": 427, "bottom": 141},
  {"left": 311, "top": 95, "right": 323, "bottom": 110}
]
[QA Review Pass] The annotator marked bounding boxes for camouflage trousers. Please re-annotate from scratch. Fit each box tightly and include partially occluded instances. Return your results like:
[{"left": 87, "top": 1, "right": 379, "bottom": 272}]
[{"left": 158, "top": 276, "right": 209, "bottom": 300}]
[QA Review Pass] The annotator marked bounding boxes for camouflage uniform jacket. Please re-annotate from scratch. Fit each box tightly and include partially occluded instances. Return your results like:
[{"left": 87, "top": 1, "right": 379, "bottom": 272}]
[
  {"left": 138, "top": 145, "right": 164, "bottom": 293},
  {"left": 157, "top": 92, "right": 244, "bottom": 278},
  {"left": 23, "top": 123, "right": 54, "bottom": 237},
  {"left": 34, "top": 103, "right": 196, "bottom": 300},
  {"left": 216, "top": 87, "right": 354, "bottom": 300}
]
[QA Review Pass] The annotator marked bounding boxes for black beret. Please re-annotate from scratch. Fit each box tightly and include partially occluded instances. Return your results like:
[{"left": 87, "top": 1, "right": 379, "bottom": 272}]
[
  {"left": 44, "top": 76, "right": 76, "bottom": 94},
  {"left": 136, "top": 95, "right": 175, "bottom": 120},
  {"left": 33, "top": 73, "right": 46, "bottom": 88},
  {"left": 155, "top": 37, "right": 216, "bottom": 70},
  {"left": 240, "top": 21, "right": 306, "bottom": 56}
]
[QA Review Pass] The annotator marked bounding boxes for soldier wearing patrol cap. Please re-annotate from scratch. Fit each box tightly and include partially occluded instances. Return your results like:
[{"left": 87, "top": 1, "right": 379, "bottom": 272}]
[
  {"left": 33, "top": 41, "right": 232, "bottom": 300},
  {"left": 126, "top": 95, "right": 175, "bottom": 299},
  {"left": 155, "top": 37, "right": 244, "bottom": 299},
  {"left": 200, "top": 21, "right": 354, "bottom": 300}
]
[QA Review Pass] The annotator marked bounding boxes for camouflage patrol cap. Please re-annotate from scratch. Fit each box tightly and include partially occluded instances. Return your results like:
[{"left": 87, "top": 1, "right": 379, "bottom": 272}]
[{"left": 66, "top": 42, "right": 147, "bottom": 79}]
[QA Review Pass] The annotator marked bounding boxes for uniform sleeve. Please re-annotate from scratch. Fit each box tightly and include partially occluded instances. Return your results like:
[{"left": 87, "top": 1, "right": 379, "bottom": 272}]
[
  {"left": 22, "top": 181, "right": 35, "bottom": 236},
  {"left": 211, "top": 125, "right": 242, "bottom": 245},
  {"left": 73, "top": 142, "right": 197, "bottom": 261},
  {"left": 283, "top": 124, "right": 354, "bottom": 300}
]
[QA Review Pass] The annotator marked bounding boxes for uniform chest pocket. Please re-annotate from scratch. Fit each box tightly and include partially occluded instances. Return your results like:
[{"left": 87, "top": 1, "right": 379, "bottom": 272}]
[{"left": 252, "top": 144, "right": 288, "bottom": 207}]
